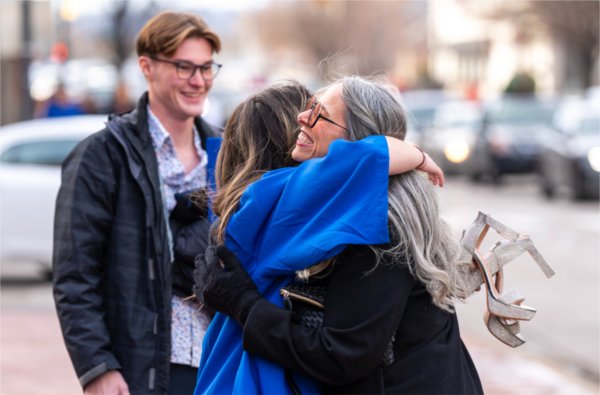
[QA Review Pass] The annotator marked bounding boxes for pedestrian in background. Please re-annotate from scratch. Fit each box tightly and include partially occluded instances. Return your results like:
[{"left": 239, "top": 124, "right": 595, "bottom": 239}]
[
  {"left": 52, "top": 11, "right": 221, "bottom": 394},
  {"left": 34, "top": 82, "right": 88, "bottom": 118}
]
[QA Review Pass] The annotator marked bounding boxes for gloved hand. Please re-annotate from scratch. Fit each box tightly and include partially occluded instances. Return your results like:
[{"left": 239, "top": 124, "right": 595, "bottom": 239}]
[
  {"left": 192, "top": 247, "right": 216, "bottom": 317},
  {"left": 201, "top": 244, "right": 262, "bottom": 327}
]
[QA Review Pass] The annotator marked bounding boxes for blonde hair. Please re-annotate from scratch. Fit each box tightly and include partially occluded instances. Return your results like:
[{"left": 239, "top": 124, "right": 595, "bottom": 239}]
[{"left": 136, "top": 11, "right": 221, "bottom": 57}]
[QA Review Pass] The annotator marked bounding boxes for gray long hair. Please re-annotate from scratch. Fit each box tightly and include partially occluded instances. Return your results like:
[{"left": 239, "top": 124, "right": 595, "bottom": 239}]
[{"left": 340, "top": 75, "right": 463, "bottom": 312}]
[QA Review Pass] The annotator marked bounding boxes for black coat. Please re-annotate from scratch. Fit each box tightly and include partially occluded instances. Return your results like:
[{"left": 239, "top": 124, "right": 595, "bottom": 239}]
[
  {"left": 52, "top": 93, "right": 219, "bottom": 393},
  {"left": 243, "top": 245, "right": 483, "bottom": 394}
]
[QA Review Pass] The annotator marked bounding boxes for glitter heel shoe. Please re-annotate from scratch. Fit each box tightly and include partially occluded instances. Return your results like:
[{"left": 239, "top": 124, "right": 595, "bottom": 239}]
[
  {"left": 458, "top": 212, "right": 555, "bottom": 299},
  {"left": 483, "top": 270, "right": 526, "bottom": 347},
  {"left": 457, "top": 212, "right": 520, "bottom": 297},
  {"left": 461, "top": 212, "right": 538, "bottom": 321}
]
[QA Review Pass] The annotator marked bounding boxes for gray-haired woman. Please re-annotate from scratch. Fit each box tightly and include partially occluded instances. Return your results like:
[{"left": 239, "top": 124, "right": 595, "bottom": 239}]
[{"left": 201, "top": 76, "right": 483, "bottom": 394}]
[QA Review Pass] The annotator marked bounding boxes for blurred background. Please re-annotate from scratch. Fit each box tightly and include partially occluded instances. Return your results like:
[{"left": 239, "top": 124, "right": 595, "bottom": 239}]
[{"left": 0, "top": 0, "right": 598, "bottom": 394}]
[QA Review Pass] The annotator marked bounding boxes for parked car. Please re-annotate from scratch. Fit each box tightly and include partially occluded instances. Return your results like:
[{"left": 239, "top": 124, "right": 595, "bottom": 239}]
[
  {"left": 0, "top": 115, "right": 106, "bottom": 274},
  {"left": 537, "top": 98, "right": 600, "bottom": 200},
  {"left": 469, "top": 95, "right": 556, "bottom": 183},
  {"left": 400, "top": 89, "right": 452, "bottom": 146},
  {"left": 420, "top": 100, "right": 483, "bottom": 174}
]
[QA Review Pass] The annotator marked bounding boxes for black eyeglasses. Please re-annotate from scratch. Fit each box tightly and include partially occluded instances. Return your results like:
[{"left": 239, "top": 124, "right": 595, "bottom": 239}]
[
  {"left": 149, "top": 56, "right": 222, "bottom": 80},
  {"left": 305, "top": 96, "right": 349, "bottom": 132}
]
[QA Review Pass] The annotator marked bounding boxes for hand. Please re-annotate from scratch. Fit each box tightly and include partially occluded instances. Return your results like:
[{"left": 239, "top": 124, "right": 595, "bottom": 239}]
[
  {"left": 418, "top": 152, "right": 445, "bottom": 187},
  {"left": 192, "top": 246, "right": 214, "bottom": 305},
  {"left": 84, "top": 370, "right": 130, "bottom": 395},
  {"left": 202, "top": 245, "right": 262, "bottom": 326}
]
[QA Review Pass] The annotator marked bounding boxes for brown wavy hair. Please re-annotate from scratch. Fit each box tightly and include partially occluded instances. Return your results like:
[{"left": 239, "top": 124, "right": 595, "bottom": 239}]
[{"left": 213, "top": 81, "right": 311, "bottom": 243}]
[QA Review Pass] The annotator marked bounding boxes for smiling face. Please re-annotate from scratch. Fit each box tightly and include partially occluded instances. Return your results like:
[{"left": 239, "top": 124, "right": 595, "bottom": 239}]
[
  {"left": 140, "top": 37, "right": 214, "bottom": 122},
  {"left": 292, "top": 83, "right": 348, "bottom": 162}
]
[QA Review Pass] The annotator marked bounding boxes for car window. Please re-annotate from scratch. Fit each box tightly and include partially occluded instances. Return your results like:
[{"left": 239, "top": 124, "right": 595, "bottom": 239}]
[
  {"left": 579, "top": 116, "right": 600, "bottom": 136},
  {"left": 435, "top": 104, "right": 483, "bottom": 128},
  {"left": 487, "top": 99, "right": 555, "bottom": 126},
  {"left": 0, "top": 139, "right": 79, "bottom": 166}
]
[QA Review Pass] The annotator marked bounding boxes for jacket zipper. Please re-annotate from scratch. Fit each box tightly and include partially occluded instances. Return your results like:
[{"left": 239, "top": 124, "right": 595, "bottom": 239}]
[{"left": 280, "top": 289, "right": 324, "bottom": 309}]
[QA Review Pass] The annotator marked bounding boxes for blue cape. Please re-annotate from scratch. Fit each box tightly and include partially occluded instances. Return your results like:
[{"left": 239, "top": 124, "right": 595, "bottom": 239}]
[{"left": 195, "top": 136, "right": 391, "bottom": 394}]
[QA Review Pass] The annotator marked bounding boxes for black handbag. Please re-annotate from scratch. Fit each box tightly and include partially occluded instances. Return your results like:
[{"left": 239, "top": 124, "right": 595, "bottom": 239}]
[
  {"left": 279, "top": 283, "right": 326, "bottom": 395},
  {"left": 280, "top": 284, "right": 326, "bottom": 328},
  {"left": 279, "top": 283, "right": 396, "bottom": 367}
]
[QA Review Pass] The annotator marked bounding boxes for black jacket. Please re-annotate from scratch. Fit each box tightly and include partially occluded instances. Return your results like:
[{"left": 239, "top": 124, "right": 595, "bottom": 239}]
[
  {"left": 243, "top": 245, "right": 483, "bottom": 394},
  {"left": 52, "top": 93, "right": 219, "bottom": 393}
]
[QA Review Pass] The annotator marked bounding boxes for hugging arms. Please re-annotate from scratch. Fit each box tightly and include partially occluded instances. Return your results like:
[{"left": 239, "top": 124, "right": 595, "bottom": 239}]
[{"left": 194, "top": 77, "right": 481, "bottom": 394}]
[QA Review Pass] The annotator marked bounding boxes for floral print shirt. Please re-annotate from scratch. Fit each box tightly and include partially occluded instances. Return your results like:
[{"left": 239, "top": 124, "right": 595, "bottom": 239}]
[{"left": 148, "top": 107, "right": 210, "bottom": 367}]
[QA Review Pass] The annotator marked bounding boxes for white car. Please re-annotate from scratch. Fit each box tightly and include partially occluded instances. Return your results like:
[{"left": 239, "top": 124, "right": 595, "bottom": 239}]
[{"left": 0, "top": 115, "right": 107, "bottom": 274}]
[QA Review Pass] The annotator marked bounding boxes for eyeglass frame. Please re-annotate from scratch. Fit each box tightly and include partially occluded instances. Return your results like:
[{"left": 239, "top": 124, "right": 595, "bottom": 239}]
[
  {"left": 148, "top": 55, "right": 222, "bottom": 80},
  {"left": 305, "top": 96, "right": 349, "bottom": 132}
]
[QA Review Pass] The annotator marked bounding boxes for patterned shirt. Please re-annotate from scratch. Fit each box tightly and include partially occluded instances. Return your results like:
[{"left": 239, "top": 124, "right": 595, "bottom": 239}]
[{"left": 148, "top": 107, "right": 210, "bottom": 367}]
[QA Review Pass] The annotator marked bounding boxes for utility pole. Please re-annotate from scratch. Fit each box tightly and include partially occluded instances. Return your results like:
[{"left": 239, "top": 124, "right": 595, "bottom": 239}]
[{"left": 20, "top": 0, "right": 33, "bottom": 119}]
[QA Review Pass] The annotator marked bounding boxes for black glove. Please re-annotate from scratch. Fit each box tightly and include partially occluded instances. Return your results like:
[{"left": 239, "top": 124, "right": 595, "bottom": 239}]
[
  {"left": 172, "top": 188, "right": 208, "bottom": 224},
  {"left": 202, "top": 244, "right": 262, "bottom": 326},
  {"left": 172, "top": 218, "right": 211, "bottom": 297},
  {"left": 192, "top": 249, "right": 219, "bottom": 317},
  {"left": 192, "top": 246, "right": 213, "bottom": 304}
]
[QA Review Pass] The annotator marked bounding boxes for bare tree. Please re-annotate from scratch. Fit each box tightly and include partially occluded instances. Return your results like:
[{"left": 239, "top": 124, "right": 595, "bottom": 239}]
[
  {"left": 529, "top": 0, "right": 598, "bottom": 89},
  {"left": 110, "top": 0, "right": 160, "bottom": 68},
  {"left": 112, "top": 1, "right": 129, "bottom": 69},
  {"left": 249, "top": 1, "right": 428, "bottom": 82},
  {"left": 468, "top": 1, "right": 599, "bottom": 91}
]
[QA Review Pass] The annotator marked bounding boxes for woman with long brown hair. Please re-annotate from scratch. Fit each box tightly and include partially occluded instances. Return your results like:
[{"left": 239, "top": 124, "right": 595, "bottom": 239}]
[{"left": 194, "top": 77, "right": 477, "bottom": 394}]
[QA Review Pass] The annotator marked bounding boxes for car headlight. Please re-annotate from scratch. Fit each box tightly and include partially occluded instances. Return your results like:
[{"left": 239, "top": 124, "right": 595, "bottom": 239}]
[
  {"left": 588, "top": 146, "right": 600, "bottom": 172},
  {"left": 444, "top": 139, "right": 470, "bottom": 163}
]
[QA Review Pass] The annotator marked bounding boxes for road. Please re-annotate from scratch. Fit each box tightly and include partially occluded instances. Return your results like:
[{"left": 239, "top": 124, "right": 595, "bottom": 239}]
[
  {"left": 1, "top": 174, "right": 598, "bottom": 394},
  {"left": 441, "top": 175, "right": 599, "bottom": 385}
]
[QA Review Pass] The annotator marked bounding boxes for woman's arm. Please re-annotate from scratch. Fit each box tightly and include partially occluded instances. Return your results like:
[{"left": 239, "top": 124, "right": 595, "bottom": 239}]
[
  {"left": 243, "top": 246, "right": 413, "bottom": 386},
  {"left": 385, "top": 136, "right": 444, "bottom": 186}
]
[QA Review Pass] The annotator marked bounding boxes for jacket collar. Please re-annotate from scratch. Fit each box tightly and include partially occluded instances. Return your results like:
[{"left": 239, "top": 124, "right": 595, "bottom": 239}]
[{"left": 108, "top": 91, "right": 217, "bottom": 150}]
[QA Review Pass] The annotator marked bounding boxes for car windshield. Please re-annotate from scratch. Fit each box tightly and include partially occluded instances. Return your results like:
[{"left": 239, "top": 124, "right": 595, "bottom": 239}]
[
  {"left": 435, "top": 103, "right": 482, "bottom": 128},
  {"left": 0, "top": 139, "right": 79, "bottom": 166},
  {"left": 487, "top": 98, "right": 555, "bottom": 126}
]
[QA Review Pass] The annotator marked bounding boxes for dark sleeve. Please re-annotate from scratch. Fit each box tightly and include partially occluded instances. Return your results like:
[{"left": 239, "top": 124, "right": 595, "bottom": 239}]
[
  {"left": 52, "top": 134, "right": 121, "bottom": 388},
  {"left": 170, "top": 192, "right": 210, "bottom": 297},
  {"left": 243, "top": 245, "right": 415, "bottom": 386}
]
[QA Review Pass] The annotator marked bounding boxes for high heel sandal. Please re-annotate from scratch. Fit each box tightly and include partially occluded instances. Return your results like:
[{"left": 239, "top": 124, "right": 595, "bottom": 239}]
[
  {"left": 459, "top": 212, "right": 555, "bottom": 298},
  {"left": 459, "top": 211, "right": 555, "bottom": 347},
  {"left": 461, "top": 212, "right": 537, "bottom": 321},
  {"left": 483, "top": 270, "right": 526, "bottom": 347},
  {"left": 457, "top": 213, "right": 519, "bottom": 297},
  {"left": 486, "top": 237, "right": 555, "bottom": 280}
]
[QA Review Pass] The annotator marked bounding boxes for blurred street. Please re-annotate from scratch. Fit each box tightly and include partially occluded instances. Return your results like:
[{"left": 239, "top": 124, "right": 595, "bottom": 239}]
[
  {"left": 1, "top": 175, "right": 598, "bottom": 394},
  {"left": 444, "top": 176, "right": 598, "bottom": 376},
  {"left": 1, "top": 1, "right": 598, "bottom": 394}
]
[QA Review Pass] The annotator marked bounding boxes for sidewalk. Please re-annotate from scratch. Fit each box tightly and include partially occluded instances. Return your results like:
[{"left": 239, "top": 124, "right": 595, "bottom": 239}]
[
  {"left": 463, "top": 334, "right": 598, "bottom": 395},
  {"left": 1, "top": 309, "right": 598, "bottom": 394}
]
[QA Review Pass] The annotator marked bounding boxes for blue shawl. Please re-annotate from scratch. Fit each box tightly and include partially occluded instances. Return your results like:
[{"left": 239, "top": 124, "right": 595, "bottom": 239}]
[{"left": 195, "top": 136, "right": 391, "bottom": 394}]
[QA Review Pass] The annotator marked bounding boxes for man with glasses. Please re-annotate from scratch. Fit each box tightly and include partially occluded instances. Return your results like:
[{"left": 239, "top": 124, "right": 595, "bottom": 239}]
[{"left": 53, "top": 11, "right": 221, "bottom": 394}]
